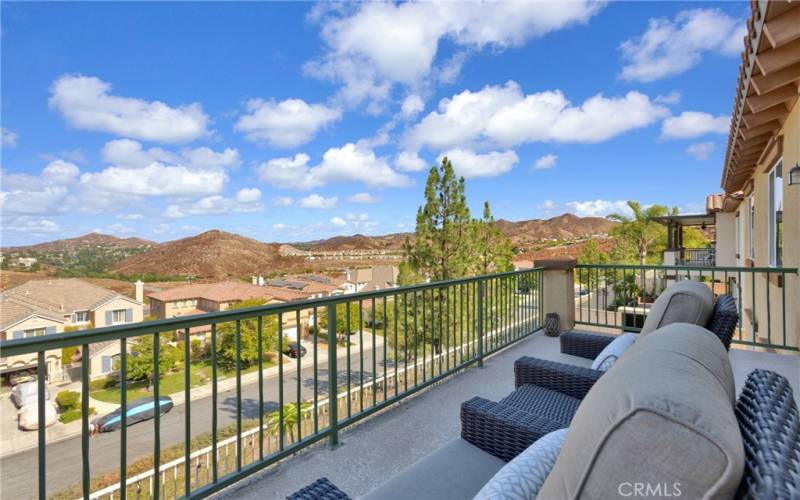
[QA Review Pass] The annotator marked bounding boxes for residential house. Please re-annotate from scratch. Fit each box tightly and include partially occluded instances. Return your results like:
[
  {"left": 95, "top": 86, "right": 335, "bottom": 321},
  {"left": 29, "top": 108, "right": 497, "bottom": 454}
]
[
  {"left": 253, "top": 274, "right": 347, "bottom": 298},
  {"left": 147, "top": 281, "right": 310, "bottom": 341},
  {"left": 1, "top": 278, "right": 143, "bottom": 380},
  {"left": 343, "top": 265, "right": 399, "bottom": 293}
]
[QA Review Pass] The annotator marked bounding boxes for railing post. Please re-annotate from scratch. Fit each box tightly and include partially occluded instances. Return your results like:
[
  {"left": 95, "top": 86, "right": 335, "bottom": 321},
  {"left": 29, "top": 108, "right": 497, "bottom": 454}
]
[
  {"left": 477, "top": 280, "right": 484, "bottom": 368},
  {"left": 327, "top": 304, "right": 339, "bottom": 448}
]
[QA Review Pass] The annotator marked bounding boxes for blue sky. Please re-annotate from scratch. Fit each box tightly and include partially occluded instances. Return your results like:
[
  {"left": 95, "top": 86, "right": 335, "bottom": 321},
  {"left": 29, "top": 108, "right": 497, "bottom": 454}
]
[{"left": 0, "top": 1, "right": 749, "bottom": 246}]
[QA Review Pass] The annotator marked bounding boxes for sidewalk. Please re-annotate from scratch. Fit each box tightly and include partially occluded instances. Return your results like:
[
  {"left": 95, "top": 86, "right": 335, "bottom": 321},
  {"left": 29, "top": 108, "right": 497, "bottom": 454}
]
[{"left": 0, "top": 334, "right": 384, "bottom": 458}]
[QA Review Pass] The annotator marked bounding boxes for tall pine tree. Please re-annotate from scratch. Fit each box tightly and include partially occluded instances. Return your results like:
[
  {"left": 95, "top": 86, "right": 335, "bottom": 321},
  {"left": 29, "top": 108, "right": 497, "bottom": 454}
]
[{"left": 471, "top": 201, "right": 513, "bottom": 275}]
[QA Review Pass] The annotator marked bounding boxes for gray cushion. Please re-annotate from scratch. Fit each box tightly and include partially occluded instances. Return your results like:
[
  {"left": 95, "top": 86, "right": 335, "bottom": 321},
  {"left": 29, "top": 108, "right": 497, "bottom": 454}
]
[
  {"left": 474, "top": 428, "right": 568, "bottom": 500},
  {"left": 364, "top": 438, "right": 504, "bottom": 500},
  {"left": 538, "top": 324, "right": 744, "bottom": 500},
  {"left": 640, "top": 280, "right": 714, "bottom": 336},
  {"left": 590, "top": 332, "right": 636, "bottom": 371}
]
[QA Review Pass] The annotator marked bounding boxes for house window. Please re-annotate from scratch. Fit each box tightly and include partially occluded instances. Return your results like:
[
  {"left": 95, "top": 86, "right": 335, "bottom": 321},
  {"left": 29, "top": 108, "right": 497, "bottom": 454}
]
[
  {"left": 112, "top": 309, "right": 127, "bottom": 324},
  {"left": 24, "top": 328, "right": 47, "bottom": 338},
  {"left": 748, "top": 196, "right": 755, "bottom": 260},
  {"left": 73, "top": 311, "right": 89, "bottom": 323},
  {"left": 768, "top": 159, "right": 783, "bottom": 267}
]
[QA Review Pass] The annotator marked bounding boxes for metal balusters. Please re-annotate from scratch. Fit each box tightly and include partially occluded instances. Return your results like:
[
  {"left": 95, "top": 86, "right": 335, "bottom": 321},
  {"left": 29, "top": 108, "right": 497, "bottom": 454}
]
[
  {"left": 257, "top": 316, "right": 264, "bottom": 461},
  {"left": 152, "top": 335, "right": 160, "bottom": 500},
  {"left": 277, "top": 314, "right": 284, "bottom": 451},
  {"left": 296, "top": 310, "right": 302, "bottom": 443},
  {"left": 120, "top": 337, "right": 127, "bottom": 500},
  {"left": 184, "top": 328, "right": 191, "bottom": 496},
  {"left": 37, "top": 351, "right": 46, "bottom": 500},
  {"left": 312, "top": 307, "right": 319, "bottom": 434},
  {"left": 211, "top": 324, "right": 218, "bottom": 484},
  {"left": 235, "top": 319, "right": 242, "bottom": 471}
]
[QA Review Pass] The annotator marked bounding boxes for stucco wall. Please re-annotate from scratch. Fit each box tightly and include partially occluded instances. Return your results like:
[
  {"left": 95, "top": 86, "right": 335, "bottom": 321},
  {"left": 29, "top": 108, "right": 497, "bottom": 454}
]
[{"left": 714, "top": 212, "right": 737, "bottom": 267}]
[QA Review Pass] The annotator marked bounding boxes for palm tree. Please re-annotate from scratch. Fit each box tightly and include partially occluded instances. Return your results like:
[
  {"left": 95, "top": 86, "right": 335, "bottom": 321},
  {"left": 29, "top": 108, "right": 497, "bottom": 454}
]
[
  {"left": 608, "top": 201, "right": 669, "bottom": 265},
  {"left": 267, "top": 403, "right": 312, "bottom": 443}
]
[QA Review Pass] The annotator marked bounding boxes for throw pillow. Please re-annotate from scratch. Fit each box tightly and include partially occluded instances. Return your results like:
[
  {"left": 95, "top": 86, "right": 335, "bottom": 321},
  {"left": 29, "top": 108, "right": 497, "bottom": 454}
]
[
  {"left": 473, "top": 428, "right": 568, "bottom": 500},
  {"left": 591, "top": 333, "right": 636, "bottom": 372}
]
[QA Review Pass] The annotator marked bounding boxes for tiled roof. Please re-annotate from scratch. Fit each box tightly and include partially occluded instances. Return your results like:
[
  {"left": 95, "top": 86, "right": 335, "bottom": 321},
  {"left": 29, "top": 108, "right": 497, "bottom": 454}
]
[
  {"left": 148, "top": 281, "right": 282, "bottom": 303},
  {"left": 1, "top": 278, "right": 131, "bottom": 316},
  {"left": 0, "top": 296, "right": 65, "bottom": 331}
]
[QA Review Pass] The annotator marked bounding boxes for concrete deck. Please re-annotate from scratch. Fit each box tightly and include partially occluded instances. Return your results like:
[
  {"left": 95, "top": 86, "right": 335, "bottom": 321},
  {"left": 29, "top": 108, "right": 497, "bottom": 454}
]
[{"left": 214, "top": 331, "right": 800, "bottom": 500}]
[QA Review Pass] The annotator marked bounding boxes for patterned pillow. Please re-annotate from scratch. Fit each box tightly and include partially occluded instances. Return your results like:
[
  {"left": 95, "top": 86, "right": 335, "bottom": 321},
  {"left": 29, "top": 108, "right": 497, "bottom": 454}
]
[
  {"left": 591, "top": 332, "right": 636, "bottom": 372},
  {"left": 473, "top": 428, "right": 568, "bottom": 500}
]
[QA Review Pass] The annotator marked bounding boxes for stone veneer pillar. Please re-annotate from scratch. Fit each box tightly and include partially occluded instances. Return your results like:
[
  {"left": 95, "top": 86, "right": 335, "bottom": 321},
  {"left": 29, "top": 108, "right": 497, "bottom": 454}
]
[{"left": 534, "top": 259, "right": 577, "bottom": 333}]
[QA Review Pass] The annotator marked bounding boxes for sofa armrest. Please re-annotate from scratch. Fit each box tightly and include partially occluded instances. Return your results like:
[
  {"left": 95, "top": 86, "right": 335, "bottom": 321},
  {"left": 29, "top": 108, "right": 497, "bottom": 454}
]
[
  {"left": 514, "top": 356, "right": 603, "bottom": 399},
  {"left": 460, "top": 397, "right": 564, "bottom": 462},
  {"left": 560, "top": 331, "right": 616, "bottom": 359}
]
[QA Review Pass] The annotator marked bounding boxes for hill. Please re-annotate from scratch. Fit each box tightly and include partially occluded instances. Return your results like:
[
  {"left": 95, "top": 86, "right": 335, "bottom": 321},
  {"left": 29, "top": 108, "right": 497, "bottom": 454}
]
[
  {"left": 296, "top": 233, "right": 409, "bottom": 251},
  {"left": 111, "top": 230, "right": 304, "bottom": 280},
  {"left": 3, "top": 232, "right": 154, "bottom": 253}
]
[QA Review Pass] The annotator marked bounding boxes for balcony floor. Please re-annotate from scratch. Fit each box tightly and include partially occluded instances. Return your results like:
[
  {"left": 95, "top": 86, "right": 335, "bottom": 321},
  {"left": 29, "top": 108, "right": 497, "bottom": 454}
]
[{"left": 213, "top": 330, "right": 799, "bottom": 500}]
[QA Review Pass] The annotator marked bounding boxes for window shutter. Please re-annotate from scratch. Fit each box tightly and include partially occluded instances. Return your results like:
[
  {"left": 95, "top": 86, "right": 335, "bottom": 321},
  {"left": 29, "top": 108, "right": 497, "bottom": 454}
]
[
  {"left": 125, "top": 309, "right": 133, "bottom": 322},
  {"left": 13, "top": 330, "right": 24, "bottom": 339},
  {"left": 106, "top": 311, "right": 113, "bottom": 324},
  {"left": 46, "top": 326, "right": 56, "bottom": 335},
  {"left": 102, "top": 356, "right": 111, "bottom": 373}
]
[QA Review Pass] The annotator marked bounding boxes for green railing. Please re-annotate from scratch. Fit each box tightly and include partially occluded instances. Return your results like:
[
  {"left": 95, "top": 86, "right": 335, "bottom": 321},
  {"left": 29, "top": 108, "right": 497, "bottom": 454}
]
[
  {"left": 574, "top": 263, "right": 799, "bottom": 351},
  {"left": 0, "top": 268, "right": 543, "bottom": 500}
]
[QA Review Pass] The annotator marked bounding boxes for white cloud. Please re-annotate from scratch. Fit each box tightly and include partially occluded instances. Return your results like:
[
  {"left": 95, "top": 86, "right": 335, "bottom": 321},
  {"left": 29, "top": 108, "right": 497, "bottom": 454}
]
[
  {"left": 299, "top": 194, "right": 338, "bottom": 209},
  {"left": 406, "top": 81, "right": 668, "bottom": 152},
  {"left": 165, "top": 188, "right": 263, "bottom": 218},
  {"left": 257, "top": 144, "right": 411, "bottom": 191},
  {"left": 116, "top": 213, "right": 144, "bottom": 220},
  {"left": 534, "top": 154, "right": 558, "bottom": 170},
  {"left": 439, "top": 149, "right": 518, "bottom": 178},
  {"left": 329, "top": 212, "right": 378, "bottom": 232},
  {"left": 395, "top": 150, "right": 428, "bottom": 172},
  {"left": 0, "top": 160, "right": 79, "bottom": 216},
  {"left": 80, "top": 163, "right": 227, "bottom": 196},
  {"left": 661, "top": 111, "right": 729, "bottom": 139},
  {"left": 272, "top": 196, "right": 294, "bottom": 207},
  {"left": 401, "top": 94, "right": 425, "bottom": 118},
  {"left": 686, "top": 141, "right": 716, "bottom": 161},
  {"left": 620, "top": 9, "right": 746, "bottom": 82},
  {"left": 348, "top": 192, "right": 380, "bottom": 203},
  {"left": 49, "top": 74, "right": 209, "bottom": 143},
  {"left": 235, "top": 98, "right": 341, "bottom": 148},
  {"left": 152, "top": 223, "right": 170, "bottom": 235},
  {"left": 102, "top": 139, "right": 239, "bottom": 169},
  {"left": 307, "top": 1, "right": 603, "bottom": 109},
  {"left": 42, "top": 160, "right": 80, "bottom": 185},
  {"left": 272, "top": 223, "right": 289, "bottom": 231},
  {"left": 654, "top": 91, "right": 681, "bottom": 105},
  {"left": 1, "top": 127, "right": 18, "bottom": 147},
  {"left": 566, "top": 200, "right": 632, "bottom": 217},
  {"left": 2, "top": 216, "right": 60, "bottom": 234},
  {"left": 330, "top": 216, "right": 347, "bottom": 228},
  {"left": 538, "top": 200, "right": 557, "bottom": 210}
]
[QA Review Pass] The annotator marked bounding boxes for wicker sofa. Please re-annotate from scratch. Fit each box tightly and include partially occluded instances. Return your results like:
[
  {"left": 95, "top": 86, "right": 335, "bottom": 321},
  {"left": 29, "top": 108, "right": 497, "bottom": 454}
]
[
  {"left": 461, "top": 290, "right": 739, "bottom": 461},
  {"left": 362, "top": 324, "right": 799, "bottom": 500}
]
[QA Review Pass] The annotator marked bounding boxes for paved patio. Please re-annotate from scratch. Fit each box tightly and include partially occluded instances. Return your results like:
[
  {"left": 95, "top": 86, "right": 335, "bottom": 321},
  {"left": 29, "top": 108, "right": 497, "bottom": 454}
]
[{"left": 213, "top": 330, "right": 800, "bottom": 500}]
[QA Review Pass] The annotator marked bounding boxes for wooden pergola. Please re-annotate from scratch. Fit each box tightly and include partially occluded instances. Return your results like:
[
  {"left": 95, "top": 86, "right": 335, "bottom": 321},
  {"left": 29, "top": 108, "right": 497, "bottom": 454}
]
[
  {"left": 652, "top": 214, "right": 716, "bottom": 251},
  {"left": 721, "top": 0, "right": 800, "bottom": 194}
]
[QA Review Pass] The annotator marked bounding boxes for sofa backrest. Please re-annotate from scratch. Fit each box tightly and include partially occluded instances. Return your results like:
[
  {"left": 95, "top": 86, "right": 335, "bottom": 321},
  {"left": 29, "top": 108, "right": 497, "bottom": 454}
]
[
  {"left": 640, "top": 280, "right": 714, "bottom": 336},
  {"left": 538, "top": 323, "right": 743, "bottom": 499},
  {"left": 706, "top": 294, "right": 738, "bottom": 350}
]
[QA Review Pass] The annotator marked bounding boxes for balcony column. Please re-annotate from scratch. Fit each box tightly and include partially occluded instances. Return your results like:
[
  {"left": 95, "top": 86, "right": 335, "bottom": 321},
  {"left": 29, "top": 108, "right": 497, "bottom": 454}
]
[
  {"left": 534, "top": 259, "right": 576, "bottom": 333},
  {"left": 667, "top": 223, "right": 674, "bottom": 249}
]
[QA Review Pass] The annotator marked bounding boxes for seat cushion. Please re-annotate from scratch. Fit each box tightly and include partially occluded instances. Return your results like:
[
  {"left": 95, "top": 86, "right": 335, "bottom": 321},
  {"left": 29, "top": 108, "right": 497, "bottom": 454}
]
[
  {"left": 363, "top": 438, "right": 505, "bottom": 500},
  {"left": 590, "top": 332, "right": 636, "bottom": 371},
  {"left": 538, "top": 324, "right": 744, "bottom": 499},
  {"left": 474, "top": 428, "right": 568, "bottom": 500},
  {"left": 500, "top": 384, "right": 581, "bottom": 426},
  {"left": 640, "top": 280, "right": 714, "bottom": 336}
]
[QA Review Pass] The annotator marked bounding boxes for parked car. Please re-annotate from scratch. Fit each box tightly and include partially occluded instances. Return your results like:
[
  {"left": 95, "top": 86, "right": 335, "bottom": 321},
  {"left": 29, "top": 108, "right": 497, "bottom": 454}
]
[
  {"left": 91, "top": 396, "right": 174, "bottom": 433},
  {"left": 283, "top": 342, "right": 307, "bottom": 358},
  {"left": 18, "top": 402, "right": 58, "bottom": 430},
  {"left": 11, "top": 381, "right": 50, "bottom": 409}
]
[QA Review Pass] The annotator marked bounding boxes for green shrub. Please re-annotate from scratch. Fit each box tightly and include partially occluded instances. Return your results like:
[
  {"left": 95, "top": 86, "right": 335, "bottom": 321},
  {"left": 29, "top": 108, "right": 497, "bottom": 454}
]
[
  {"left": 56, "top": 390, "right": 80, "bottom": 410},
  {"left": 61, "top": 346, "right": 79, "bottom": 365},
  {"left": 59, "top": 407, "right": 96, "bottom": 424},
  {"left": 88, "top": 377, "right": 117, "bottom": 391},
  {"left": 190, "top": 339, "right": 204, "bottom": 360}
]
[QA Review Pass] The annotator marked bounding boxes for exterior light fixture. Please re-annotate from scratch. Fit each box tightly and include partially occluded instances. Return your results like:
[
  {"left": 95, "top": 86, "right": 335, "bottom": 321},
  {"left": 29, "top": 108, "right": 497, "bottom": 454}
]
[{"left": 790, "top": 163, "right": 800, "bottom": 185}]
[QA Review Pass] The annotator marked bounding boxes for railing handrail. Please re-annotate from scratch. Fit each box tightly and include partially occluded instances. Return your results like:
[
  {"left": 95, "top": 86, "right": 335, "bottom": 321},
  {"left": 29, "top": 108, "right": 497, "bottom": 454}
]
[
  {"left": 0, "top": 267, "right": 545, "bottom": 357},
  {"left": 575, "top": 263, "right": 798, "bottom": 274}
]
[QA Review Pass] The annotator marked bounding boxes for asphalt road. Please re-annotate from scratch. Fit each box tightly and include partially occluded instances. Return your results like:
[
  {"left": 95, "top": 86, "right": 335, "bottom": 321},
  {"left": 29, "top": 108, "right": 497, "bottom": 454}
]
[{"left": 0, "top": 341, "right": 387, "bottom": 499}]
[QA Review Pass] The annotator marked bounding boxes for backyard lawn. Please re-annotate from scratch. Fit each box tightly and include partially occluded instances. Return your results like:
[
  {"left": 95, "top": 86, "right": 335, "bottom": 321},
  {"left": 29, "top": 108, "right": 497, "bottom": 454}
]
[{"left": 90, "top": 359, "right": 276, "bottom": 403}]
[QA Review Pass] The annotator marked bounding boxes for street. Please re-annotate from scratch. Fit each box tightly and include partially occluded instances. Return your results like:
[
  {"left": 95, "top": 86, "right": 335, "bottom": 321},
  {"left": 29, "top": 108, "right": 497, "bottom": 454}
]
[{"left": 0, "top": 339, "right": 386, "bottom": 498}]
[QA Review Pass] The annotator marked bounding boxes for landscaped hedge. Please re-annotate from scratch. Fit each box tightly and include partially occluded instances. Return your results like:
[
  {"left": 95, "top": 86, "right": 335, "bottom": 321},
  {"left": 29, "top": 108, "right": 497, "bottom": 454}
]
[
  {"left": 59, "top": 407, "right": 95, "bottom": 424},
  {"left": 56, "top": 390, "right": 80, "bottom": 410}
]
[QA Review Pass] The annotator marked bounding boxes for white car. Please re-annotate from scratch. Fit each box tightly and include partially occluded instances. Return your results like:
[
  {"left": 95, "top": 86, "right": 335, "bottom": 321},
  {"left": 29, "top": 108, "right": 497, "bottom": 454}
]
[
  {"left": 10, "top": 381, "right": 50, "bottom": 409},
  {"left": 18, "top": 402, "right": 58, "bottom": 430}
]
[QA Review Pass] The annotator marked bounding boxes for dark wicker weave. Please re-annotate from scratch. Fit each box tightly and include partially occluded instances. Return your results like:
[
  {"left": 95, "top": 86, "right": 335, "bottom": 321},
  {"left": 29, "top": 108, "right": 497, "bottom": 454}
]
[
  {"left": 706, "top": 294, "right": 738, "bottom": 350},
  {"left": 559, "top": 330, "right": 616, "bottom": 359},
  {"left": 735, "top": 369, "right": 800, "bottom": 500},
  {"left": 461, "top": 395, "right": 568, "bottom": 462},
  {"left": 287, "top": 477, "right": 351, "bottom": 500},
  {"left": 514, "top": 356, "right": 603, "bottom": 400}
]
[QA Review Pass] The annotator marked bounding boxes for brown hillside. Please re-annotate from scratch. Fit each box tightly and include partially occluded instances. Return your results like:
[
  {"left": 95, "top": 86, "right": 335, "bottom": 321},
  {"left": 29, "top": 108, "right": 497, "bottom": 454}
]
[
  {"left": 4, "top": 232, "right": 154, "bottom": 253},
  {"left": 112, "top": 230, "right": 304, "bottom": 280}
]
